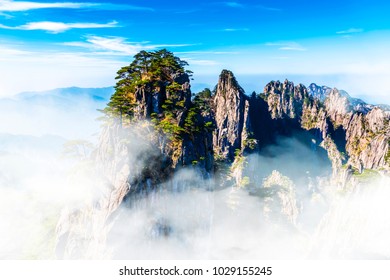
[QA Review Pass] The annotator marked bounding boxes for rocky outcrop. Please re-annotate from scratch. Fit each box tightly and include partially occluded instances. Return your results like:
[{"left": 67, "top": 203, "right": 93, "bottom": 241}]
[
  {"left": 344, "top": 108, "right": 390, "bottom": 169},
  {"left": 213, "top": 70, "right": 252, "bottom": 161},
  {"left": 263, "top": 80, "right": 308, "bottom": 120}
]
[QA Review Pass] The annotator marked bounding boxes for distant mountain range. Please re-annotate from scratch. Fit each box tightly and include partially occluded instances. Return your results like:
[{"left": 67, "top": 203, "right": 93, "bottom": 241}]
[{"left": 13, "top": 86, "right": 114, "bottom": 104}]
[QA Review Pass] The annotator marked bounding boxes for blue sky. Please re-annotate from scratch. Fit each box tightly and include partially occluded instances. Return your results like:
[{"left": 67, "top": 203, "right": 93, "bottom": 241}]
[{"left": 1, "top": 0, "right": 390, "bottom": 103}]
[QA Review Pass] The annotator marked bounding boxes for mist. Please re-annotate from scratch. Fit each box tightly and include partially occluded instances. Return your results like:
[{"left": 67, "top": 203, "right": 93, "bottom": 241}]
[
  {"left": 79, "top": 124, "right": 390, "bottom": 260},
  {"left": 0, "top": 87, "right": 112, "bottom": 139},
  {"left": 0, "top": 88, "right": 108, "bottom": 259},
  {"left": 103, "top": 155, "right": 390, "bottom": 259},
  {"left": 0, "top": 87, "right": 389, "bottom": 260}
]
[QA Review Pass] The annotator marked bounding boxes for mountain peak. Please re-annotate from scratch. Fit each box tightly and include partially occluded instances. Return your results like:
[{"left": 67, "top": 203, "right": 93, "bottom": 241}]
[
  {"left": 214, "top": 69, "right": 250, "bottom": 160},
  {"left": 217, "top": 69, "right": 245, "bottom": 95}
]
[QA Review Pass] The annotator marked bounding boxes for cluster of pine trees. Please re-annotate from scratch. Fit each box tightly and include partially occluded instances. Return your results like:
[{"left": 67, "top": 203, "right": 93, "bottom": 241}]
[{"left": 101, "top": 49, "right": 214, "bottom": 143}]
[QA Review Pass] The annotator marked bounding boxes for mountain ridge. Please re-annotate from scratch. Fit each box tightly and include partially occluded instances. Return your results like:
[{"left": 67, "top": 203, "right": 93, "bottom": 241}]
[{"left": 54, "top": 51, "right": 389, "bottom": 259}]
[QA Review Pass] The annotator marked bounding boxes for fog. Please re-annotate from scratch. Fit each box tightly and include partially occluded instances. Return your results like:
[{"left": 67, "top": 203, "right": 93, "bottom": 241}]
[
  {"left": 0, "top": 87, "right": 112, "bottom": 139},
  {"left": 105, "top": 159, "right": 390, "bottom": 259},
  {"left": 0, "top": 89, "right": 106, "bottom": 259},
  {"left": 0, "top": 88, "right": 389, "bottom": 260},
  {"left": 95, "top": 124, "right": 390, "bottom": 260}
]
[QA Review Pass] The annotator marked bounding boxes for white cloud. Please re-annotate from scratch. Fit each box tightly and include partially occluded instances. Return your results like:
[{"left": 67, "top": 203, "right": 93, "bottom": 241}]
[
  {"left": 256, "top": 5, "right": 281, "bottom": 12},
  {"left": 177, "top": 51, "right": 238, "bottom": 55},
  {"left": 0, "top": 44, "right": 123, "bottom": 96},
  {"left": 278, "top": 46, "right": 306, "bottom": 51},
  {"left": 184, "top": 58, "right": 219, "bottom": 66},
  {"left": 80, "top": 36, "right": 152, "bottom": 55},
  {"left": 0, "top": 45, "right": 31, "bottom": 56},
  {"left": 63, "top": 36, "right": 194, "bottom": 56},
  {"left": 223, "top": 28, "right": 249, "bottom": 32},
  {"left": 223, "top": 2, "right": 280, "bottom": 11},
  {"left": 0, "top": 0, "right": 153, "bottom": 12},
  {"left": 266, "top": 42, "right": 307, "bottom": 51},
  {"left": 0, "top": 12, "right": 14, "bottom": 18},
  {"left": 336, "top": 28, "right": 364, "bottom": 35},
  {"left": 0, "top": 21, "right": 119, "bottom": 33},
  {"left": 0, "top": 0, "right": 95, "bottom": 11},
  {"left": 0, "top": 38, "right": 195, "bottom": 95},
  {"left": 225, "top": 2, "right": 243, "bottom": 8}
]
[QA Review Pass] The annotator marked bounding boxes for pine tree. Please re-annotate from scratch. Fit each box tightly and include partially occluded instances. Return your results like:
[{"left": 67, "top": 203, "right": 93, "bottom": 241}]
[{"left": 103, "top": 49, "right": 191, "bottom": 126}]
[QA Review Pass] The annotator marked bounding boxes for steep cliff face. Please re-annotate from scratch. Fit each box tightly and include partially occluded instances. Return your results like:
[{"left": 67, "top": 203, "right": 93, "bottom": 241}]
[
  {"left": 344, "top": 107, "right": 390, "bottom": 169},
  {"left": 263, "top": 80, "right": 307, "bottom": 120},
  {"left": 213, "top": 70, "right": 252, "bottom": 161},
  {"left": 310, "top": 86, "right": 390, "bottom": 171}
]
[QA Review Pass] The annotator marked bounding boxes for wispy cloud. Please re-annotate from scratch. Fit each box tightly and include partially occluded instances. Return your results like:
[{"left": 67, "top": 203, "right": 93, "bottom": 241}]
[
  {"left": 63, "top": 36, "right": 193, "bottom": 56},
  {"left": 220, "top": 2, "right": 280, "bottom": 11},
  {"left": 256, "top": 5, "right": 281, "bottom": 12},
  {"left": 266, "top": 42, "right": 307, "bottom": 51},
  {"left": 0, "top": 21, "right": 119, "bottom": 33},
  {"left": 336, "top": 28, "right": 364, "bottom": 35},
  {"left": 0, "top": 12, "right": 14, "bottom": 18},
  {"left": 174, "top": 9, "right": 200, "bottom": 14},
  {"left": 0, "top": 45, "right": 32, "bottom": 56},
  {"left": 223, "top": 28, "right": 249, "bottom": 32},
  {"left": 80, "top": 36, "right": 147, "bottom": 55},
  {"left": 279, "top": 46, "right": 306, "bottom": 51},
  {"left": 88, "top": 3, "right": 154, "bottom": 11},
  {"left": 0, "top": 1, "right": 153, "bottom": 12},
  {"left": 182, "top": 58, "right": 219, "bottom": 66},
  {"left": 225, "top": 2, "right": 244, "bottom": 8},
  {"left": 177, "top": 51, "right": 238, "bottom": 55},
  {"left": 0, "top": 1, "right": 94, "bottom": 11}
]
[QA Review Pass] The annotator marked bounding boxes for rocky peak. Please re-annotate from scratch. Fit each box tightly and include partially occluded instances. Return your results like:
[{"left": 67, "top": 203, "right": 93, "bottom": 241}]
[
  {"left": 307, "top": 83, "right": 332, "bottom": 102},
  {"left": 308, "top": 83, "right": 371, "bottom": 114},
  {"left": 213, "top": 70, "right": 251, "bottom": 161},
  {"left": 263, "top": 79, "right": 307, "bottom": 119},
  {"left": 365, "top": 107, "right": 389, "bottom": 133},
  {"left": 324, "top": 88, "right": 353, "bottom": 126}
]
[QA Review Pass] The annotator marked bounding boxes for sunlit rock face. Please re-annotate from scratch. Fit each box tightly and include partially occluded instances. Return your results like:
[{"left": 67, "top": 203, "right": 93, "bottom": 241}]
[{"left": 213, "top": 70, "right": 251, "bottom": 161}]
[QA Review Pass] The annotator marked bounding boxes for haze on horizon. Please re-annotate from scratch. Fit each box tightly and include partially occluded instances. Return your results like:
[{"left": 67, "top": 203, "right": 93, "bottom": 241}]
[{"left": 0, "top": 0, "right": 390, "bottom": 104}]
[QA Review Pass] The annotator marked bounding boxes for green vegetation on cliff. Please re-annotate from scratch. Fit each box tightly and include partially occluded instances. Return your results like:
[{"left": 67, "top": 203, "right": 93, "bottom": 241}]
[
  {"left": 101, "top": 49, "right": 215, "bottom": 168},
  {"left": 102, "top": 49, "right": 191, "bottom": 124}
]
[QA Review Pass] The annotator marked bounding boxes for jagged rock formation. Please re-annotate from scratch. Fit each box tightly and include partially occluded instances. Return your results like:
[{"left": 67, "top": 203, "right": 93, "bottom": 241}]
[
  {"left": 213, "top": 70, "right": 252, "bottom": 161},
  {"left": 263, "top": 80, "right": 308, "bottom": 120},
  {"left": 307, "top": 86, "right": 389, "bottom": 172},
  {"left": 260, "top": 80, "right": 389, "bottom": 177}
]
